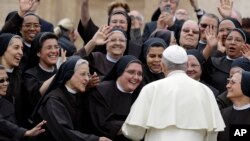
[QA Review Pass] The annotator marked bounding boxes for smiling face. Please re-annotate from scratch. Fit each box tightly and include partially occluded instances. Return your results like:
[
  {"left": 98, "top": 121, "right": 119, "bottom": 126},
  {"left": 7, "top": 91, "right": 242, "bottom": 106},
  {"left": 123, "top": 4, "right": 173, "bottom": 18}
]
[
  {"left": 106, "top": 31, "right": 127, "bottom": 58},
  {"left": 0, "top": 69, "right": 9, "bottom": 96},
  {"left": 146, "top": 46, "right": 165, "bottom": 73},
  {"left": 225, "top": 30, "right": 244, "bottom": 59},
  {"left": 38, "top": 39, "right": 59, "bottom": 69},
  {"left": 186, "top": 55, "right": 202, "bottom": 81},
  {"left": 2, "top": 38, "right": 23, "bottom": 69},
  {"left": 66, "top": 63, "right": 90, "bottom": 93},
  {"left": 117, "top": 62, "right": 143, "bottom": 93},
  {"left": 226, "top": 73, "right": 244, "bottom": 99},
  {"left": 20, "top": 15, "right": 41, "bottom": 44},
  {"left": 109, "top": 14, "right": 128, "bottom": 31}
]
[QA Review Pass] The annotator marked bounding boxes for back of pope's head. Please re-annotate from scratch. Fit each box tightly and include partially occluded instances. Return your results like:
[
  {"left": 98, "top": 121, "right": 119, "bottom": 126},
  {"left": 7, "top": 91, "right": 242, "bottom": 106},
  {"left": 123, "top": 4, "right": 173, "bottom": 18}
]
[
  {"left": 162, "top": 45, "right": 188, "bottom": 64},
  {"left": 161, "top": 45, "right": 188, "bottom": 72}
]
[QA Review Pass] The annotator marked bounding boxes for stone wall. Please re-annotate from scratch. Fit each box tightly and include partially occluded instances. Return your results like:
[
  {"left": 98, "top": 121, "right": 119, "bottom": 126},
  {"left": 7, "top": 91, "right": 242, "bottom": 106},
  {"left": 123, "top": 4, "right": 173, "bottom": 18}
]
[{"left": 1, "top": 0, "right": 250, "bottom": 48}]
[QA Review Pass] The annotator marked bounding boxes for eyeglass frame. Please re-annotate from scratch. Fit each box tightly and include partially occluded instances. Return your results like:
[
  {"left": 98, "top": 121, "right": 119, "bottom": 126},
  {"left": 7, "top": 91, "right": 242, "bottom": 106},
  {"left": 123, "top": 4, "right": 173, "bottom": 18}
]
[{"left": 0, "top": 77, "right": 9, "bottom": 83}]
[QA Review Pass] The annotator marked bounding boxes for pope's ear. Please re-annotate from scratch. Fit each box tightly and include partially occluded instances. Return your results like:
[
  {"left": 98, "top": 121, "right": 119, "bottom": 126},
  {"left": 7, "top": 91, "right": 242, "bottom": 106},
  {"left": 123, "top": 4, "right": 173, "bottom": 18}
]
[
  {"left": 37, "top": 52, "right": 40, "bottom": 57},
  {"left": 160, "top": 61, "right": 165, "bottom": 72}
]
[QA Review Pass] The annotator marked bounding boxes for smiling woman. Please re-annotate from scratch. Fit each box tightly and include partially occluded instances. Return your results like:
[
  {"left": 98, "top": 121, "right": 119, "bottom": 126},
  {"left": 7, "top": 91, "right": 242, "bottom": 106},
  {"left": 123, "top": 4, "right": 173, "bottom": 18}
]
[
  {"left": 22, "top": 32, "right": 60, "bottom": 121},
  {"left": 0, "top": 33, "right": 26, "bottom": 126},
  {"left": 35, "top": 56, "right": 111, "bottom": 141},
  {"left": 82, "top": 55, "right": 144, "bottom": 141},
  {"left": 76, "top": 27, "right": 128, "bottom": 80}
]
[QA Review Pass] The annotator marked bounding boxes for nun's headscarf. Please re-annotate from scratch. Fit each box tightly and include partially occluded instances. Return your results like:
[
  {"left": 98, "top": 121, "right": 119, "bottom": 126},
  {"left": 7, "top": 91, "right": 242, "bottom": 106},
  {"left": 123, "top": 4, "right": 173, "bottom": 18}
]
[
  {"left": 25, "top": 32, "right": 58, "bottom": 70},
  {"left": 110, "top": 28, "right": 127, "bottom": 40},
  {"left": 231, "top": 57, "right": 250, "bottom": 71},
  {"left": 227, "top": 28, "right": 250, "bottom": 44},
  {"left": 186, "top": 49, "right": 206, "bottom": 65},
  {"left": 140, "top": 38, "right": 167, "bottom": 64},
  {"left": 149, "top": 29, "right": 172, "bottom": 46},
  {"left": 45, "top": 56, "right": 88, "bottom": 95},
  {"left": 241, "top": 71, "right": 250, "bottom": 97},
  {"left": 103, "top": 55, "right": 142, "bottom": 81},
  {"left": 220, "top": 17, "right": 242, "bottom": 29},
  {"left": 0, "top": 33, "right": 22, "bottom": 56}
]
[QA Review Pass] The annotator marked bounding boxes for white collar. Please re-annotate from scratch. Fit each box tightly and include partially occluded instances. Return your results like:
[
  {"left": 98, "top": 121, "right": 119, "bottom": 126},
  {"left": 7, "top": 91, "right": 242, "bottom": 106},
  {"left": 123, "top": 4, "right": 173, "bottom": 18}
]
[
  {"left": 233, "top": 103, "right": 250, "bottom": 110},
  {"left": 116, "top": 81, "right": 133, "bottom": 94},
  {"left": 106, "top": 54, "right": 119, "bottom": 63},
  {"left": 6, "top": 68, "right": 14, "bottom": 73},
  {"left": 39, "top": 63, "right": 55, "bottom": 73},
  {"left": 199, "top": 40, "right": 207, "bottom": 44},
  {"left": 24, "top": 41, "right": 31, "bottom": 48},
  {"left": 65, "top": 85, "right": 77, "bottom": 94}
]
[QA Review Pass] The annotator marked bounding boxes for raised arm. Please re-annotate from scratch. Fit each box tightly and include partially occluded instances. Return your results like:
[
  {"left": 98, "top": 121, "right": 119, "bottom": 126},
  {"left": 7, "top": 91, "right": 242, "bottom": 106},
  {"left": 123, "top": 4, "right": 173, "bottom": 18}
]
[{"left": 80, "top": 0, "right": 90, "bottom": 28}]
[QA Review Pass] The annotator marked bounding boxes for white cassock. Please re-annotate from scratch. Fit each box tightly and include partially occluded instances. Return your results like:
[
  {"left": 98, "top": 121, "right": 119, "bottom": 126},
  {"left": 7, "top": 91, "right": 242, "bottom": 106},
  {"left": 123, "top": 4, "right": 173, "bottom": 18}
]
[{"left": 122, "top": 70, "right": 225, "bottom": 141}]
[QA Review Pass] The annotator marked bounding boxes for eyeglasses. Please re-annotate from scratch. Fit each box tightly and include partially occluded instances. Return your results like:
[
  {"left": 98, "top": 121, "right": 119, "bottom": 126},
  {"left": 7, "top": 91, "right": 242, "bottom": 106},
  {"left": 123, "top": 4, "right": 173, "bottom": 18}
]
[
  {"left": 226, "top": 37, "right": 244, "bottom": 44},
  {"left": 79, "top": 72, "right": 92, "bottom": 79},
  {"left": 22, "top": 23, "right": 41, "bottom": 29},
  {"left": 161, "top": 0, "right": 177, "bottom": 3},
  {"left": 199, "top": 23, "right": 217, "bottom": 29},
  {"left": 0, "top": 77, "right": 9, "bottom": 83},
  {"left": 188, "top": 64, "right": 200, "bottom": 68},
  {"left": 182, "top": 28, "right": 200, "bottom": 34},
  {"left": 125, "top": 70, "right": 143, "bottom": 77},
  {"left": 200, "top": 23, "right": 208, "bottom": 28},
  {"left": 227, "top": 78, "right": 240, "bottom": 85}
]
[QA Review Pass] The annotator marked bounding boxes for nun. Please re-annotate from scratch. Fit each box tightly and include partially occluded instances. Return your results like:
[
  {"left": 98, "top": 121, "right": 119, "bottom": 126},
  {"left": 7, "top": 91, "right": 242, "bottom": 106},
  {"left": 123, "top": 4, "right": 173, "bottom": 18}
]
[
  {"left": 76, "top": 27, "right": 128, "bottom": 80},
  {"left": 217, "top": 71, "right": 250, "bottom": 141},
  {"left": 22, "top": 32, "right": 59, "bottom": 119},
  {"left": 217, "top": 57, "right": 250, "bottom": 109},
  {"left": 0, "top": 65, "right": 46, "bottom": 140},
  {"left": 83, "top": 55, "right": 143, "bottom": 141},
  {"left": 204, "top": 28, "right": 250, "bottom": 93},
  {"left": 36, "top": 56, "right": 111, "bottom": 141},
  {"left": 140, "top": 38, "right": 167, "bottom": 85},
  {"left": 0, "top": 33, "right": 24, "bottom": 126},
  {"left": 186, "top": 49, "right": 219, "bottom": 96}
]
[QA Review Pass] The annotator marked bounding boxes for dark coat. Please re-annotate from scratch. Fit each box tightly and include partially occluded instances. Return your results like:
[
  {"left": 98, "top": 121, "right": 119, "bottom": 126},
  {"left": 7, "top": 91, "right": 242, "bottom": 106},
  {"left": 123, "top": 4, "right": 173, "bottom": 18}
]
[{"left": 0, "top": 97, "right": 27, "bottom": 141}]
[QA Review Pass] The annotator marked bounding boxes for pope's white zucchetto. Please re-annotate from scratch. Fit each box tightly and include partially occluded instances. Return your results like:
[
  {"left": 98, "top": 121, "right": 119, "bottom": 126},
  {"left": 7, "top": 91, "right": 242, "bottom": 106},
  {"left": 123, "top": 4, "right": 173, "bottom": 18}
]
[{"left": 163, "top": 45, "right": 188, "bottom": 64}]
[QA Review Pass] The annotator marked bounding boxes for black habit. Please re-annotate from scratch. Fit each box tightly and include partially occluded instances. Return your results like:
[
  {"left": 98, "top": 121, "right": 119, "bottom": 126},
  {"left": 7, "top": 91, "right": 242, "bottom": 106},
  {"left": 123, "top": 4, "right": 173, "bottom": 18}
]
[{"left": 0, "top": 97, "right": 27, "bottom": 141}]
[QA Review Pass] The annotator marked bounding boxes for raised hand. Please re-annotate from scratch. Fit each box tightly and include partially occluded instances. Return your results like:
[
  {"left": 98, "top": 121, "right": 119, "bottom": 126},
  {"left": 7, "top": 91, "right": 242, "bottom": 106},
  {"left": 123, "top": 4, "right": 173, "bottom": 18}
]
[
  {"left": 218, "top": 0, "right": 233, "bottom": 18},
  {"left": 205, "top": 25, "right": 218, "bottom": 48},
  {"left": 92, "top": 25, "right": 113, "bottom": 46},
  {"left": 189, "top": 0, "right": 199, "bottom": 10},
  {"left": 217, "top": 36, "right": 226, "bottom": 53},
  {"left": 241, "top": 44, "right": 250, "bottom": 60},
  {"left": 156, "top": 13, "right": 173, "bottom": 30},
  {"left": 86, "top": 72, "right": 100, "bottom": 90},
  {"left": 18, "top": 0, "right": 36, "bottom": 16}
]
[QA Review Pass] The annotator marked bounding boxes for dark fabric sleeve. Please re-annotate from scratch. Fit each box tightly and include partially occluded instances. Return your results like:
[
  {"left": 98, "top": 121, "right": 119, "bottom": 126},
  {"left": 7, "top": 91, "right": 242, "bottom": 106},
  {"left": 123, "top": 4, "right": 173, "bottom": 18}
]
[
  {"left": 130, "top": 28, "right": 142, "bottom": 44},
  {"left": 75, "top": 47, "right": 88, "bottom": 59},
  {"left": 23, "top": 72, "right": 43, "bottom": 107},
  {"left": 77, "top": 18, "right": 99, "bottom": 44},
  {"left": 1, "top": 12, "right": 23, "bottom": 35},
  {"left": 216, "top": 91, "right": 232, "bottom": 110},
  {"left": 87, "top": 90, "right": 123, "bottom": 139},
  {"left": 40, "top": 97, "right": 99, "bottom": 141},
  {"left": 0, "top": 118, "right": 27, "bottom": 140},
  {"left": 40, "top": 18, "right": 54, "bottom": 33},
  {"left": 142, "top": 23, "right": 152, "bottom": 42}
]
